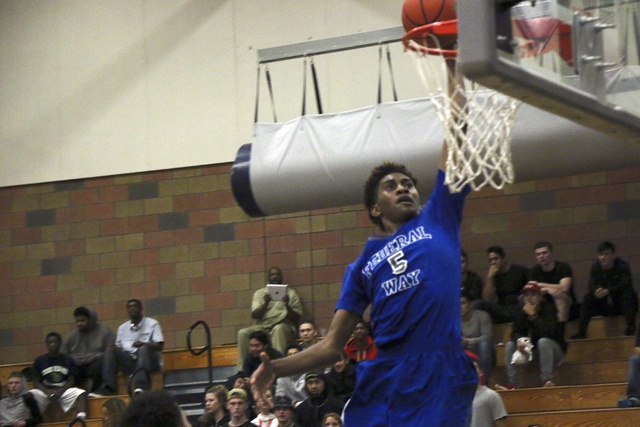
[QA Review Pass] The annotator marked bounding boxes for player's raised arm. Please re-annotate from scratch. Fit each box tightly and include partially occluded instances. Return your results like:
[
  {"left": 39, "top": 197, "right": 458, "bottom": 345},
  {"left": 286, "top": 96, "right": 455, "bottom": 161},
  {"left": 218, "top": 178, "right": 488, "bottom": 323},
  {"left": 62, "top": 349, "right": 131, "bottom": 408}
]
[{"left": 251, "top": 309, "right": 361, "bottom": 403}]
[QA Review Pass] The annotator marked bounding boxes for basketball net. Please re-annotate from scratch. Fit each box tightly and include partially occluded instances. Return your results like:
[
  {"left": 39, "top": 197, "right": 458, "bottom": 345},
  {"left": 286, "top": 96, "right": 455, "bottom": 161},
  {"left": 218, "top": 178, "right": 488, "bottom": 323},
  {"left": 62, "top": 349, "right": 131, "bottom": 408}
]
[{"left": 404, "top": 21, "right": 520, "bottom": 193}]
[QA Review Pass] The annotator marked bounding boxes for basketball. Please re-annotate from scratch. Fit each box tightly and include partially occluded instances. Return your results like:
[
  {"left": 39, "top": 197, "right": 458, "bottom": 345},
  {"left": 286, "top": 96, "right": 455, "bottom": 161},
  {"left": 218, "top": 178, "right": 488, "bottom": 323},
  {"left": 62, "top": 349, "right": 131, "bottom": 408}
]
[{"left": 402, "top": 0, "right": 457, "bottom": 49}]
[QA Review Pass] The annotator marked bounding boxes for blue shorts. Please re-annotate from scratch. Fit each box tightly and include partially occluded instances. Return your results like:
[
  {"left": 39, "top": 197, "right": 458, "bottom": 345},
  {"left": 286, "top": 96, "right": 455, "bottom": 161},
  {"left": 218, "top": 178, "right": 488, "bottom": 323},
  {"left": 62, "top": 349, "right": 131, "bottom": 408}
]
[{"left": 344, "top": 341, "right": 477, "bottom": 427}]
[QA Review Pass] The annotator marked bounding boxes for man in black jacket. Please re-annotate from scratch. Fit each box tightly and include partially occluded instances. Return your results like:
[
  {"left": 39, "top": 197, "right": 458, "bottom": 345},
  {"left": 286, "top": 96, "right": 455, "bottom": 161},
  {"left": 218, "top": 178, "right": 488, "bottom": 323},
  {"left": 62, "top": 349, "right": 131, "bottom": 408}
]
[
  {"left": 496, "top": 282, "right": 567, "bottom": 390},
  {"left": 572, "top": 241, "right": 638, "bottom": 339},
  {"left": 295, "top": 372, "right": 343, "bottom": 427}
]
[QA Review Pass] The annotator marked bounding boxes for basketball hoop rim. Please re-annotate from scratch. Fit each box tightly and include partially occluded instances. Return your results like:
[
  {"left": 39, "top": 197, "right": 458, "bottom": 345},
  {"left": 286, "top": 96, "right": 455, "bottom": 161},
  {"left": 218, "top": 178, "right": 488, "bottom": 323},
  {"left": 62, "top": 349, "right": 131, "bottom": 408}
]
[{"left": 402, "top": 19, "right": 458, "bottom": 58}]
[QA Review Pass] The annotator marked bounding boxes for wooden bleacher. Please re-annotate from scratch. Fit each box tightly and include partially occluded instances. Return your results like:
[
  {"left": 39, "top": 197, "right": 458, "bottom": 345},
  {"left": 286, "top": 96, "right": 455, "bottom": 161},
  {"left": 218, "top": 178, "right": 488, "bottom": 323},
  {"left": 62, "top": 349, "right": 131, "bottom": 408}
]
[
  {"left": 3, "top": 346, "right": 239, "bottom": 426},
  {"left": 4, "top": 317, "right": 639, "bottom": 426},
  {"left": 491, "top": 316, "right": 640, "bottom": 426}
]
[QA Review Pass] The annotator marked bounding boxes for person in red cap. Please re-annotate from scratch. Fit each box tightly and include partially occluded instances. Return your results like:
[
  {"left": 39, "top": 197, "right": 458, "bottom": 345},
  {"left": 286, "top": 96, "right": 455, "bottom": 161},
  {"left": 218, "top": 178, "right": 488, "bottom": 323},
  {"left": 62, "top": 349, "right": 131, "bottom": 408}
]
[
  {"left": 464, "top": 351, "right": 508, "bottom": 427},
  {"left": 495, "top": 281, "right": 567, "bottom": 390}
]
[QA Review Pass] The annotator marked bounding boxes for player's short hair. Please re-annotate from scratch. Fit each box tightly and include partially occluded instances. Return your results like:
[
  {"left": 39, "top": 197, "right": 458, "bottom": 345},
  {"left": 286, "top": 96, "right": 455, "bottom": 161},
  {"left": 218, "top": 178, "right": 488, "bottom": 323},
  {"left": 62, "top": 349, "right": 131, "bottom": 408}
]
[
  {"left": 486, "top": 245, "right": 505, "bottom": 258},
  {"left": 363, "top": 162, "right": 418, "bottom": 231},
  {"left": 597, "top": 241, "right": 615, "bottom": 253}
]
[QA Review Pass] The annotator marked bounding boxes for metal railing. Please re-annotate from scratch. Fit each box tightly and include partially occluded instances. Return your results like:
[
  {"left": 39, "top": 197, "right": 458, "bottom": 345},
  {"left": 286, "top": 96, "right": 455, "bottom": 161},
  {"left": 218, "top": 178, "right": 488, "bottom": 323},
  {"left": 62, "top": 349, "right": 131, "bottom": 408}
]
[{"left": 187, "top": 320, "right": 213, "bottom": 387}]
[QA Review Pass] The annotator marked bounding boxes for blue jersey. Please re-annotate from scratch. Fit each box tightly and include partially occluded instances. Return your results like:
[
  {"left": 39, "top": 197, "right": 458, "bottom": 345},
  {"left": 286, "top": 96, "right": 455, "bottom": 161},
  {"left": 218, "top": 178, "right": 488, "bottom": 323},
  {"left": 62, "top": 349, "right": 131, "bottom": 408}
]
[
  {"left": 336, "top": 170, "right": 477, "bottom": 427},
  {"left": 337, "top": 170, "right": 468, "bottom": 350}
]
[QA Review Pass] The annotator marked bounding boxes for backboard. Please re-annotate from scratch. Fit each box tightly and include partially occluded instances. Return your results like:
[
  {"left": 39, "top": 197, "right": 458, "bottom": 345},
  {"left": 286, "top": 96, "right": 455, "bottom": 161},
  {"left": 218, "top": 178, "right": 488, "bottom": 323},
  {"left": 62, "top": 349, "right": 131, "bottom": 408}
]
[{"left": 458, "top": 0, "right": 640, "bottom": 143}]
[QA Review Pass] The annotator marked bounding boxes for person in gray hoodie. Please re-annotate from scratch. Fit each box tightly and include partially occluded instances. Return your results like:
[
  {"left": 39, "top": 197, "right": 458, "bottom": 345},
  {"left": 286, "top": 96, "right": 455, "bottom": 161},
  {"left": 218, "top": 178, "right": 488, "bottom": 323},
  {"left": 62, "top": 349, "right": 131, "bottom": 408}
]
[{"left": 62, "top": 306, "right": 115, "bottom": 395}]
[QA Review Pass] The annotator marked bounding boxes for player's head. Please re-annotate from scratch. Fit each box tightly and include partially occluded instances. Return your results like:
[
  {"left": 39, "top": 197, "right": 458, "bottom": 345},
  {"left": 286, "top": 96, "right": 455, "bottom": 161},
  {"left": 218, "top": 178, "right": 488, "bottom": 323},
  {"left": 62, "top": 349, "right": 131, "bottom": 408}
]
[{"left": 364, "top": 162, "right": 419, "bottom": 231}]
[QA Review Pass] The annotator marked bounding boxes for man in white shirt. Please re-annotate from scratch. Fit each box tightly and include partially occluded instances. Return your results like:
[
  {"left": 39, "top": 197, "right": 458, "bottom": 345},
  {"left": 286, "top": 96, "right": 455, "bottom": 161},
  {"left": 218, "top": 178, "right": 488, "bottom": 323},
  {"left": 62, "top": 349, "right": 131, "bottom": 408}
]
[{"left": 98, "top": 299, "right": 164, "bottom": 395}]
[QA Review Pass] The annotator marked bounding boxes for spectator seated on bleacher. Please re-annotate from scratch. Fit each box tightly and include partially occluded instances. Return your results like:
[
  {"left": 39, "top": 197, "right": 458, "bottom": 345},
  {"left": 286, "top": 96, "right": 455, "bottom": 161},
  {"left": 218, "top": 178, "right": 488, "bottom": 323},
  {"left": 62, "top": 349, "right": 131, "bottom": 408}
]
[
  {"left": 272, "top": 395, "right": 300, "bottom": 427},
  {"left": 242, "top": 330, "right": 284, "bottom": 380},
  {"left": 275, "top": 344, "right": 308, "bottom": 407},
  {"left": 236, "top": 267, "right": 303, "bottom": 374},
  {"left": 572, "top": 241, "right": 638, "bottom": 340},
  {"left": 461, "top": 249, "right": 484, "bottom": 302},
  {"left": 0, "top": 371, "right": 42, "bottom": 427},
  {"left": 295, "top": 372, "right": 344, "bottom": 427},
  {"left": 461, "top": 291, "right": 494, "bottom": 384},
  {"left": 343, "top": 320, "right": 376, "bottom": 364},
  {"left": 530, "top": 241, "right": 578, "bottom": 337},
  {"left": 193, "top": 385, "right": 229, "bottom": 427},
  {"left": 100, "top": 298, "right": 164, "bottom": 396},
  {"left": 297, "top": 320, "right": 320, "bottom": 351},
  {"left": 61, "top": 306, "right": 115, "bottom": 394},
  {"left": 30, "top": 332, "right": 87, "bottom": 421},
  {"left": 101, "top": 397, "right": 127, "bottom": 427},
  {"left": 466, "top": 351, "right": 508, "bottom": 427},
  {"left": 473, "top": 246, "right": 529, "bottom": 324},
  {"left": 496, "top": 283, "right": 567, "bottom": 390},
  {"left": 252, "top": 388, "right": 277, "bottom": 427},
  {"left": 225, "top": 388, "right": 253, "bottom": 427},
  {"left": 324, "top": 351, "right": 356, "bottom": 404}
]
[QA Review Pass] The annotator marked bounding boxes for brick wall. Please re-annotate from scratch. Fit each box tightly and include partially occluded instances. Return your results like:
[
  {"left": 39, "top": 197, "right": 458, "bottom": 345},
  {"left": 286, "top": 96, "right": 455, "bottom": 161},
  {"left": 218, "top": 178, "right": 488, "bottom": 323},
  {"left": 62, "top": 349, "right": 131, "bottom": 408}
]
[{"left": 1, "top": 163, "right": 640, "bottom": 364}]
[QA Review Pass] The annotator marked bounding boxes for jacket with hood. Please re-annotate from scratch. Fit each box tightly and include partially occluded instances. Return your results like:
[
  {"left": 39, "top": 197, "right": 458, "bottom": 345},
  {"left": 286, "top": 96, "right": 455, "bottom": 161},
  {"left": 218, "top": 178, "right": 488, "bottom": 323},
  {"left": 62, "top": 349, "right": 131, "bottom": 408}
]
[{"left": 62, "top": 307, "right": 115, "bottom": 365}]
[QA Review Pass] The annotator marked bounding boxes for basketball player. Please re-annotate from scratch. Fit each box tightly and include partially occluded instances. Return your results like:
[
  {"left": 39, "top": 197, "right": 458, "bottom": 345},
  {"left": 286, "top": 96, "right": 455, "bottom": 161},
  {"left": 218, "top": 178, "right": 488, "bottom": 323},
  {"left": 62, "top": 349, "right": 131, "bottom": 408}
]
[{"left": 251, "top": 60, "right": 477, "bottom": 426}]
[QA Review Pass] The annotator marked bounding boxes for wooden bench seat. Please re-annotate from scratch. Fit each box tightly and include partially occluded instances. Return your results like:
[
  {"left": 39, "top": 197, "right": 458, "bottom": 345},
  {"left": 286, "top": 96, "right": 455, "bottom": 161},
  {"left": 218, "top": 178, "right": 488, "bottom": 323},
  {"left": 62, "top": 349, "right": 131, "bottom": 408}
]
[
  {"left": 495, "top": 336, "right": 634, "bottom": 367},
  {"left": 503, "top": 406, "right": 640, "bottom": 427},
  {"left": 498, "top": 382, "right": 627, "bottom": 413}
]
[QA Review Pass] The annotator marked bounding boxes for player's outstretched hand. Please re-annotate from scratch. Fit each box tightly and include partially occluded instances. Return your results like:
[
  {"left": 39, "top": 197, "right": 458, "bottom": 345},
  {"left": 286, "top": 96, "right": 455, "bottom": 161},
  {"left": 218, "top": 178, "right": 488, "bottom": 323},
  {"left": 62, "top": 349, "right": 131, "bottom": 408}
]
[{"left": 251, "top": 351, "right": 276, "bottom": 405}]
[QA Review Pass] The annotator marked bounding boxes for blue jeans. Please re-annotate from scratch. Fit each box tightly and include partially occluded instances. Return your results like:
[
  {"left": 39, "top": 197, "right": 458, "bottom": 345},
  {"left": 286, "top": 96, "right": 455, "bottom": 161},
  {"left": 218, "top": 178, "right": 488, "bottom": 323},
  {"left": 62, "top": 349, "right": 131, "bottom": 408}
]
[
  {"left": 469, "top": 339, "right": 494, "bottom": 383},
  {"left": 504, "top": 338, "right": 564, "bottom": 384},
  {"left": 102, "top": 345, "right": 161, "bottom": 391},
  {"left": 626, "top": 355, "right": 640, "bottom": 398}
]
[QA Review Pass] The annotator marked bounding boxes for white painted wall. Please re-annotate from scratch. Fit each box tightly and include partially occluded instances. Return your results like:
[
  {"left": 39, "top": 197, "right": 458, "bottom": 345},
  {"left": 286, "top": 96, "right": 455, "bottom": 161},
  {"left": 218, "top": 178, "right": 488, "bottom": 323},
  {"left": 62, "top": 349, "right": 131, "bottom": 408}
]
[{"left": 0, "top": 0, "right": 423, "bottom": 187}]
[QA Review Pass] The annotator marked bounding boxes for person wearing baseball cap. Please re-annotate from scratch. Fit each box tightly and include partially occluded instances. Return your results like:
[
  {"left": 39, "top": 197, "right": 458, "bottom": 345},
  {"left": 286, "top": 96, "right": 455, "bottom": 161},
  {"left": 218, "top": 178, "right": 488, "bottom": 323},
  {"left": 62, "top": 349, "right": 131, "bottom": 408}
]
[
  {"left": 272, "top": 395, "right": 300, "bottom": 427},
  {"left": 295, "top": 372, "right": 343, "bottom": 427},
  {"left": 495, "top": 281, "right": 567, "bottom": 390},
  {"left": 225, "top": 388, "right": 252, "bottom": 427}
]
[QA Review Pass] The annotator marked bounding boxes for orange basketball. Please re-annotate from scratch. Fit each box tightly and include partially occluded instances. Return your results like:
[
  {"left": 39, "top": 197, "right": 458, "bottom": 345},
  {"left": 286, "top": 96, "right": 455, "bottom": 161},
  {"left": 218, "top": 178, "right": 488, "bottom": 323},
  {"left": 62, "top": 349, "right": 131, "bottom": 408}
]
[
  {"left": 401, "top": 0, "right": 457, "bottom": 32},
  {"left": 402, "top": 0, "right": 458, "bottom": 49}
]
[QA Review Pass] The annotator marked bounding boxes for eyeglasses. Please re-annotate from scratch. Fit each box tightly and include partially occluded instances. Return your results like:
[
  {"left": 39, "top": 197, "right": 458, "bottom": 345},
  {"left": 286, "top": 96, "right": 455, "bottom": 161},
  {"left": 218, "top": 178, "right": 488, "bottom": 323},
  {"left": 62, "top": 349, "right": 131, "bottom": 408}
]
[{"left": 488, "top": 257, "right": 500, "bottom": 262}]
